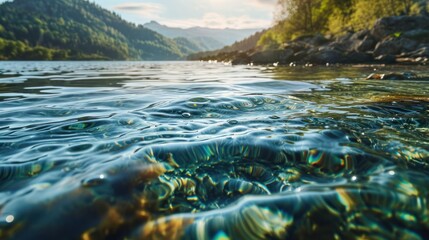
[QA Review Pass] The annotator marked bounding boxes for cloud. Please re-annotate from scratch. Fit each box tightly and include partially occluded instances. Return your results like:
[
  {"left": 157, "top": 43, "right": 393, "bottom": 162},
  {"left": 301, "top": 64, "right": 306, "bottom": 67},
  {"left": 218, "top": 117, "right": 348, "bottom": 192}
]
[
  {"left": 113, "top": 2, "right": 163, "bottom": 19},
  {"left": 110, "top": 1, "right": 275, "bottom": 29},
  {"left": 248, "top": 0, "right": 277, "bottom": 9},
  {"left": 160, "top": 12, "right": 272, "bottom": 29}
]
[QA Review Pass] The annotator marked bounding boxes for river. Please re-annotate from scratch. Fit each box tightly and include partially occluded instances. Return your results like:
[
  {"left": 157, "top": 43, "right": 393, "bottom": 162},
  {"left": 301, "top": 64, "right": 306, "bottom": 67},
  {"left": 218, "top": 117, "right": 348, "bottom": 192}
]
[{"left": 0, "top": 61, "right": 428, "bottom": 239}]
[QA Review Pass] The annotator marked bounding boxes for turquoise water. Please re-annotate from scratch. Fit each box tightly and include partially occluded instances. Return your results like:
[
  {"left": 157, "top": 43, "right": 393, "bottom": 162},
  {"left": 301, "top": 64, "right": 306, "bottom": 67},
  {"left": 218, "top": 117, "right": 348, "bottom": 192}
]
[{"left": 0, "top": 61, "right": 428, "bottom": 239}]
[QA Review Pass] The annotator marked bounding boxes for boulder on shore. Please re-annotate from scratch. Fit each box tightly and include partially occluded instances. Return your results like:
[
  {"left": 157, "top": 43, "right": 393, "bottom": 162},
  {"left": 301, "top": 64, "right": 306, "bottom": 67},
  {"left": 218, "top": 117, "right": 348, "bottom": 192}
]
[
  {"left": 224, "top": 15, "right": 429, "bottom": 65},
  {"left": 249, "top": 49, "right": 294, "bottom": 64}
]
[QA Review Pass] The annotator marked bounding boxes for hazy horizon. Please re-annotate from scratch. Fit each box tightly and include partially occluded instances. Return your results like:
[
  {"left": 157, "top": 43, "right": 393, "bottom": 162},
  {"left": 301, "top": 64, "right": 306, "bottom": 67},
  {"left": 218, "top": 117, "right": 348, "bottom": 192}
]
[{"left": 0, "top": 0, "right": 276, "bottom": 29}]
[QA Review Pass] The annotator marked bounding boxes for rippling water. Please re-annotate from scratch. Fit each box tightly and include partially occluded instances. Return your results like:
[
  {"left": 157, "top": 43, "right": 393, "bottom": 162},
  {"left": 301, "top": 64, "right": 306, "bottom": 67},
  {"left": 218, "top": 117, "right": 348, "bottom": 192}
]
[{"left": 0, "top": 61, "right": 428, "bottom": 239}]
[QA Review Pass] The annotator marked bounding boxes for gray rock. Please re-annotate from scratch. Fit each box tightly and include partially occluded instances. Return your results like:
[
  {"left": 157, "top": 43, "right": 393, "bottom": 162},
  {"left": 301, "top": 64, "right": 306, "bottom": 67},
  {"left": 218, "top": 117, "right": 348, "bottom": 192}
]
[
  {"left": 328, "top": 41, "right": 348, "bottom": 52},
  {"left": 283, "top": 42, "right": 308, "bottom": 53},
  {"left": 231, "top": 52, "right": 251, "bottom": 65},
  {"left": 311, "top": 34, "right": 330, "bottom": 46},
  {"left": 400, "top": 46, "right": 429, "bottom": 58},
  {"left": 331, "top": 33, "right": 355, "bottom": 52},
  {"left": 402, "top": 29, "right": 429, "bottom": 42},
  {"left": 349, "top": 30, "right": 371, "bottom": 49},
  {"left": 355, "top": 35, "right": 377, "bottom": 52},
  {"left": 305, "top": 48, "right": 345, "bottom": 64},
  {"left": 412, "top": 47, "right": 429, "bottom": 58},
  {"left": 250, "top": 49, "right": 294, "bottom": 64},
  {"left": 228, "top": 16, "right": 429, "bottom": 65},
  {"left": 373, "top": 37, "right": 418, "bottom": 56},
  {"left": 291, "top": 50, "right": 309, "bottom": 62},
  {"left": 372, "top": 16, "right": 429, "bottom": 40},
  {"left": 335, "top": 32, "right": 353, "bottom": 43},
  {"left": 344, "top": 51, "right": 373, "bottom": 63},
  {"left": 375, "top": 54, "right": 396, "bottom": 64}
]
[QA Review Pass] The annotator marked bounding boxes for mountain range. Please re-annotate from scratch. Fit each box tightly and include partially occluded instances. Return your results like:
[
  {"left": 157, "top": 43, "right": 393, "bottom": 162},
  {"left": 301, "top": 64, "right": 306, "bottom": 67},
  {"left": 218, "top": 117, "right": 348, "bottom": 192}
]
[
  {"left": 0, "top": 0, "right": 187, "bottom": 60},
  {"left": 143, "top": 21, "right": 262, "bottom": 51},
  {"left": 0, "top": 0, "right": 259, "bottom": 60},
  {"left": 187, "top": 30, "right": 266, "bottom": 60}
]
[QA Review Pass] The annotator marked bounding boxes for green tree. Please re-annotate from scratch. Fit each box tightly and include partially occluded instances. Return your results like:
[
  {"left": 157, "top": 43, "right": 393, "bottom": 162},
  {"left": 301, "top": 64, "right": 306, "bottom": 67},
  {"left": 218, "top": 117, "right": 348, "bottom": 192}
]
[
  {"left": 259, "top": 0, "right": 425, "bottom": 49},
  {"left": 0, "top": 0, "right": 186, "bottom": 60}
]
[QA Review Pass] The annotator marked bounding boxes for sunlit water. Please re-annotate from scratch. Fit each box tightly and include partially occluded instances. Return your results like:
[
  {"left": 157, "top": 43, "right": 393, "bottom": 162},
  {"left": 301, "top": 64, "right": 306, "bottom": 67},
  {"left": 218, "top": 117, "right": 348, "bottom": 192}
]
[{"left": 0, "top": 61, "right": 428, "bottom": 239}]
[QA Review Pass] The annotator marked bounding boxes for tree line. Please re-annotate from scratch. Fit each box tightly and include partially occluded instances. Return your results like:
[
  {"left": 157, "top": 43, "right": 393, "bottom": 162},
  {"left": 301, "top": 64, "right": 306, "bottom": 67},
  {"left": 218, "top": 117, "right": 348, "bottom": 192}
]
[
  {"left": 259, "top": 0, "right": 429, "bottom": 49},
  {"left": 0, "top": 0, "right": 185, "bottom": 60}
]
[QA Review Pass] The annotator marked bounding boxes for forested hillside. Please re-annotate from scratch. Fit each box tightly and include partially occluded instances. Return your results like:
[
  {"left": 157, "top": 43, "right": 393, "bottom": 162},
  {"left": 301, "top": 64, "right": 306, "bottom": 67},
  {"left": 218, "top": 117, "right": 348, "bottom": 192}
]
[
  {"left": 187, "top": 30, "right": 266, "bottom": 60},
  {"left": 258, "top": 0, "right": 429, "bottom": 49},
  {"left": 0, "top": 0, "right": 184, "bottom": 60}
]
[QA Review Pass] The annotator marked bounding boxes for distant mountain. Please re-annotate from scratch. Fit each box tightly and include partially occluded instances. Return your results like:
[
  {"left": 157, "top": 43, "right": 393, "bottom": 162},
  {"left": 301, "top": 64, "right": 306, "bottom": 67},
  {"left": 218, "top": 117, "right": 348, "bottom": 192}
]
[
  {"left": 0, "top": 0, "right": 185, "bottom": 60},
  {"left": 143, "top": 21, "right": 262, "bottom": 51},
  {"left": 188, "top": 30, "right": 266, "bottom": 60}
]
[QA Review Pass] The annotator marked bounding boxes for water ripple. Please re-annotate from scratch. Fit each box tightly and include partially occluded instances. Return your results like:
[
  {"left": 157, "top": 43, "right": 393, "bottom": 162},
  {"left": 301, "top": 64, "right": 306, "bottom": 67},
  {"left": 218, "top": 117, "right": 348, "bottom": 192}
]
[{"left": 0, "top": 62, "right": 428, "bottom": 239}]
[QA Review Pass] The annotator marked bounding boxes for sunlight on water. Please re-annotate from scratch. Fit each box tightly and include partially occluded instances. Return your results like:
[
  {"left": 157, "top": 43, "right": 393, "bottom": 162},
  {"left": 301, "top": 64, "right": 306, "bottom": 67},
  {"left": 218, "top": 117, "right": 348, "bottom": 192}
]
[{"left": 0, "top": 61, "right": 428, "bottom": 239}]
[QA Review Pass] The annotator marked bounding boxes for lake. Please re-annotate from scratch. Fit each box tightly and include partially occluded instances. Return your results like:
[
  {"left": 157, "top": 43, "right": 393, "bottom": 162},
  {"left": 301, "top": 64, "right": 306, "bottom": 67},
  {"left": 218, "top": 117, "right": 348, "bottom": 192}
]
[{"left": 0, "top": 61, "right": 428, "bottom": 239}]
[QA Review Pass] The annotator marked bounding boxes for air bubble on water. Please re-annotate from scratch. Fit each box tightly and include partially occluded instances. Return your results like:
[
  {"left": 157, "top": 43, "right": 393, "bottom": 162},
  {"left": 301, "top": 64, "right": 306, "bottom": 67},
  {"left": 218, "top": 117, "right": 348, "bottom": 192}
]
[
  {"left": 5, "top": 215, "right": 14, "bottom": 223},
  {"left": 182, "top": 113, "right": 191, "bottom": 118}
]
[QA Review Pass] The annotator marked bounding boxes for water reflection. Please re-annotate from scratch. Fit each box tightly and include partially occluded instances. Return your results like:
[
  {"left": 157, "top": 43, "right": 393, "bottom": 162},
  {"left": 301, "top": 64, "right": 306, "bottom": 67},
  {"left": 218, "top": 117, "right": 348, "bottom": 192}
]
[{"left": 0, "top": 62, "right": 428, "bottom": 239}]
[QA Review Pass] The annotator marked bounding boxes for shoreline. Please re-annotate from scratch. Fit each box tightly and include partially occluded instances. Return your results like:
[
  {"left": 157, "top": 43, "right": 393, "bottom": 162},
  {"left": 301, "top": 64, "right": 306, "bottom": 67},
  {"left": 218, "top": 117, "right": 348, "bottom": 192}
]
[{"left": 194, "top": 16, "right": 429, "bottom": 67}]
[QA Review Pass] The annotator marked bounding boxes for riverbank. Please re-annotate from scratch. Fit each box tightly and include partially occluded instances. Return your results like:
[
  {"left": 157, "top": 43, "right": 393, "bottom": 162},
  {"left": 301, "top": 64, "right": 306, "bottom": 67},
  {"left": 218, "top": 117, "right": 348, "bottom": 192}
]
[{"left": 197, "top": 16, "right": 429, "bottom": 66}]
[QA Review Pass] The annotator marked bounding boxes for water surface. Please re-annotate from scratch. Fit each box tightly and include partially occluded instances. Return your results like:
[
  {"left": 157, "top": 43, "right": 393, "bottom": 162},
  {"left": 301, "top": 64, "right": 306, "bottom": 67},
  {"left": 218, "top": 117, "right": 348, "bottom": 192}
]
[{"left": 0, "top": 61, "right": 428, "bottom": 239}]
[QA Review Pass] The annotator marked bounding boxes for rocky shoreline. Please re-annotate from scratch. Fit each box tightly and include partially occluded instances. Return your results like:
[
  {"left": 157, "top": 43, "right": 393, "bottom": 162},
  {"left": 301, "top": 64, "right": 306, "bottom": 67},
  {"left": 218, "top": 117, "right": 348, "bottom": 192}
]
[{"left": 205, "top": 16, "right": 429, "bottom": 66}]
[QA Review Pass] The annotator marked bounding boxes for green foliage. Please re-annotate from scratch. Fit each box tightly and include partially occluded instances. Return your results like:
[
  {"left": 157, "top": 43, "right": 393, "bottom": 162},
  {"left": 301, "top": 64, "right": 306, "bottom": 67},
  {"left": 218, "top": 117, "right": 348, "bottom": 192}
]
[
  {"left": 259, "top": 0, "right": 425, "bottom": 49},
  {"left": 0, "top": 0, "right": 185, "bottom": 60},
  {"left": 257, "top": 29, "right": 281, "bottom": 50},
  {"left": 0, "top": 37, "right": 72, "bottom": 60},
  {"left": 188, "top": 30, "right": 266, "bottom": 60},
  {"left": 174, "top": 37, "right": 206, "bottom": 55},
  {"left": 347, "top": 0, "right": 407, "bottom": 31}
]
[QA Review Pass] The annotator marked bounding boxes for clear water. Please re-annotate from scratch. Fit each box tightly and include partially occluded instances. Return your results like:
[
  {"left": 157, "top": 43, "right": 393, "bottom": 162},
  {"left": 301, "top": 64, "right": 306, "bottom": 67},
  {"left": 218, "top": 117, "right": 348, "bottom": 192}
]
[{"left": 0, "top": 61, "right": 428, "bottom": 239}]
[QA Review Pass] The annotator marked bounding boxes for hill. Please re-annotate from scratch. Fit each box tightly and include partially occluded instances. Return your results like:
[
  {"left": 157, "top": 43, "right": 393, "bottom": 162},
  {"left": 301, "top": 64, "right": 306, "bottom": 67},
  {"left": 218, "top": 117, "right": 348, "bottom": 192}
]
[
  {"left": 143, "top": 21, "right": 261, "bottom": 51},
  {"left": 172, "top": 36, "right": 227, "bottom": 55},
  {"left": 0, "top": 0, "right": 184, "bottom": 60},
  {"left": 187, "top": 30, "right": 266, "bottom": 60}
]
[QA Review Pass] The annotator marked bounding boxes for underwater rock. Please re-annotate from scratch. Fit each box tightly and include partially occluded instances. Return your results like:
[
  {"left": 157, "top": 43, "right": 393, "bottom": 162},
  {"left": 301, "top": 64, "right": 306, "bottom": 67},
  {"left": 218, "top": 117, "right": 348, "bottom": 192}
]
[
  {"left": 136, "top": 173, "right": 429, "bottom": 240},
  {"left": 366, "top": 72, "right": 420, "bottom": 80}
]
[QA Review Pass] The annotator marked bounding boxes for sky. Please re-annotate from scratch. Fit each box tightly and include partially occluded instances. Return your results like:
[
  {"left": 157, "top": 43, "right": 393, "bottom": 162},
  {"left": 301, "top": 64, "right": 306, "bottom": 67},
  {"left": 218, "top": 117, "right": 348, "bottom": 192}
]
[
  {"left": 97, "top": 0, "right": 277, "bottom": 29},
  {"left": 92, "top": 0, "right": 278, "bottom": 29},
  {"left": 0, "top": 0, "right": 277, "bottom": 29}
]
